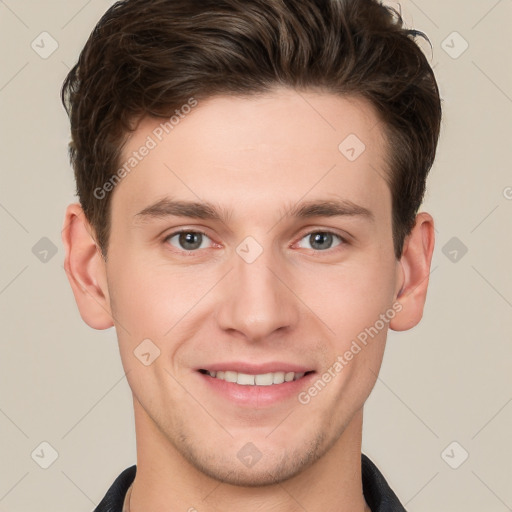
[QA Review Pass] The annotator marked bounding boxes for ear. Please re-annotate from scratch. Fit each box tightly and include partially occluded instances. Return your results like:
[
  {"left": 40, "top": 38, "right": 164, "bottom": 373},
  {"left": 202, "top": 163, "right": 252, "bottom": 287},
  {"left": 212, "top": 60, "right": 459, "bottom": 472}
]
[
  {"left": 389, "top": 212, "right": 435, "bottom": 332},
  {"left": 61, "top": 203, "right": 114, "bottom": 330}
]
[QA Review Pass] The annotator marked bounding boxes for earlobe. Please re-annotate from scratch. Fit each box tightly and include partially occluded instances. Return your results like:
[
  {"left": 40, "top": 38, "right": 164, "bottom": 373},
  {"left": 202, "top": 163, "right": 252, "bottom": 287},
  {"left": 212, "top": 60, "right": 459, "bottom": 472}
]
[
  {"left": 62, "top": 203, "right": 114, "bottom": 330},
  {"left": 389, "top": 212, "right": 435, "bottom": 332}
]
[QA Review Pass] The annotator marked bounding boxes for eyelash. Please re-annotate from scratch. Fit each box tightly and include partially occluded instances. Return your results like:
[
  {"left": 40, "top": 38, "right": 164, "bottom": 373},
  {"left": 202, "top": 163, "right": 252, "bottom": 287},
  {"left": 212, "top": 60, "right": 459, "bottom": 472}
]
[{"left": 162, "top": 229, "right": 348, "bottom": 255}]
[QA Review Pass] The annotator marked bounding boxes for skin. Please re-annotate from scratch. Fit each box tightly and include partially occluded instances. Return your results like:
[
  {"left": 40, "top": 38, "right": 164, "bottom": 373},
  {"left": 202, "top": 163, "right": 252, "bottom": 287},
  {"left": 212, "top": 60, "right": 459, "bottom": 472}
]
[{"left": 62, "top": 87, "right": 434, "bottom": 512}]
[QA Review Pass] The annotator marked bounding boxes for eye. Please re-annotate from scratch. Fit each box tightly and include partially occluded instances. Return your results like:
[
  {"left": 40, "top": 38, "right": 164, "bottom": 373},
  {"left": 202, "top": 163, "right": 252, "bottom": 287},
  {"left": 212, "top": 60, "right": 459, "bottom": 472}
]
[
  {"left": 164, "top": 230, "right": 213, "bottom": 251},
  {"left": 296, "top": 231, "right": 346, "bottom": 251}
]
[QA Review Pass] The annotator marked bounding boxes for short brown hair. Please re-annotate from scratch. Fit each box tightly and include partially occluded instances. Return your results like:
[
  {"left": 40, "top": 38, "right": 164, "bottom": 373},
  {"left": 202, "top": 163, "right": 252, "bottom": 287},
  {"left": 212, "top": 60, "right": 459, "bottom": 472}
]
[{"left": 62, "top": 0, "right": 442, "bottom": 260}]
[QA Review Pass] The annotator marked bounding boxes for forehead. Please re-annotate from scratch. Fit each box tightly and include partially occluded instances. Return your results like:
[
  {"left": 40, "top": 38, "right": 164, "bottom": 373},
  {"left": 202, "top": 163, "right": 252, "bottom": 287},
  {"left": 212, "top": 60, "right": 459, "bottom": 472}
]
[{"left": 110, "top": 88, "right": 391, "bottom": 224}]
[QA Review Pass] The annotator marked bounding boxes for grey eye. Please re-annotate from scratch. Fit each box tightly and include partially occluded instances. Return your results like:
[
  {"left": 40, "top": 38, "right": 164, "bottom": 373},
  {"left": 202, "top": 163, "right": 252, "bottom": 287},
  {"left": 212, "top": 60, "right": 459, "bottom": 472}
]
[
  {"left": 167, "top": 231, "right": 211, "bottom": 251},
  {"left": 297, "top": 232, "right": 343, "bottom": 251}
]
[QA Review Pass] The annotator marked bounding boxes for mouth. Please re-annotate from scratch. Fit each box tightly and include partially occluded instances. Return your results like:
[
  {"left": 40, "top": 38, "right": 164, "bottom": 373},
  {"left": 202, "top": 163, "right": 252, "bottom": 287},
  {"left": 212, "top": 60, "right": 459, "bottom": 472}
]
[
  {"left": 198, "top": 369, "right": 315, "bottom": 386},
  {"left": 196, "top": 362, "right": 317, "bottom": 406}
]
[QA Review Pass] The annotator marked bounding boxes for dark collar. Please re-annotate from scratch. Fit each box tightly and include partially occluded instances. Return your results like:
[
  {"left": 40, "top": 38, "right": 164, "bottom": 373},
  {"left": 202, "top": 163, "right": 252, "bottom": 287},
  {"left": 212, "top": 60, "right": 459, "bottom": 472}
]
[
  {"left": 93, "top": 454, "right": 406, "bottom": 511},
  {"left": 361, "top": 454, "right": 407, "bottom": 511}
]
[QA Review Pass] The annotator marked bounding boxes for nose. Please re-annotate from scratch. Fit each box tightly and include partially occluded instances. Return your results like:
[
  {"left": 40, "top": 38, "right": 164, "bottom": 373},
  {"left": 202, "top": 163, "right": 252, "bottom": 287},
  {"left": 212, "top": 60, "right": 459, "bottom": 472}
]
[{"left": 214, "top": 244, "right": 300, "bottom": 342}]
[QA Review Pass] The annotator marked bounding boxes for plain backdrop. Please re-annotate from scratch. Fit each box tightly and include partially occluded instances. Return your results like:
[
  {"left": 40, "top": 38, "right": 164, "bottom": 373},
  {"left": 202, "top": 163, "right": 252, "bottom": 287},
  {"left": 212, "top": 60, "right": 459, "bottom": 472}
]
[{"left": 1, "top": 1, "right": 511, "bottom": 510}]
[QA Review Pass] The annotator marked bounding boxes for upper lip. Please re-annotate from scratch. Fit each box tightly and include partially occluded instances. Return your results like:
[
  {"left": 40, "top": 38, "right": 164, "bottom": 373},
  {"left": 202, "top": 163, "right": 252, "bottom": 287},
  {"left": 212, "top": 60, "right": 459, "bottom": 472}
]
[{"left": 197, "top": 362, "right": 315, "bottom": 374}]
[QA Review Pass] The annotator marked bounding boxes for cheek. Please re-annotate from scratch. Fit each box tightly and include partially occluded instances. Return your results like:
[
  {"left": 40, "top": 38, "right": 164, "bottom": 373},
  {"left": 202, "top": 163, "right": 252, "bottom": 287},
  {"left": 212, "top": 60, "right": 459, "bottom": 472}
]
[
  {"left": 107, "top": 255, "right": 202, "bottom": 339},
  {"left": 106, "top": 259, "right": 193, "bottom": 398},
  {"left": 320, "top": 257, "right": 396, "bottom": 405},
  {"left": 315, "top": 257, "right": 397, "bottom": 342}
]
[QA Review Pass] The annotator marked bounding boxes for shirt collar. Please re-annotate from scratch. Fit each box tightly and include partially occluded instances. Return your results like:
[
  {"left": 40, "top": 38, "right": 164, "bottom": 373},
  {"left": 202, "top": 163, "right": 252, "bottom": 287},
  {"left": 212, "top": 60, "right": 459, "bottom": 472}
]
[{"left": 94, "top": 454, "right": 407, "bottom": 512}]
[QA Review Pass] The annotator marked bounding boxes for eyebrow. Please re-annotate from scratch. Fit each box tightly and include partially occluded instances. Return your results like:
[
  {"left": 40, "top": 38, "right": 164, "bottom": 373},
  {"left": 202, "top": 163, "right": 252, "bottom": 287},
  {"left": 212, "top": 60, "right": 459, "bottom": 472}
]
[{"left": 133, "top": 197, "right": 374, "bottom": 224}]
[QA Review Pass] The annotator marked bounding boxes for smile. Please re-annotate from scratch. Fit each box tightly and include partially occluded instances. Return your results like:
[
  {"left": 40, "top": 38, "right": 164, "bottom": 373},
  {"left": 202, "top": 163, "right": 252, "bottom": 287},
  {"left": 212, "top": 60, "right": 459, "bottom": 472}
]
[{"left": 198, "top": 369, "right": 313, "bottom": 386}]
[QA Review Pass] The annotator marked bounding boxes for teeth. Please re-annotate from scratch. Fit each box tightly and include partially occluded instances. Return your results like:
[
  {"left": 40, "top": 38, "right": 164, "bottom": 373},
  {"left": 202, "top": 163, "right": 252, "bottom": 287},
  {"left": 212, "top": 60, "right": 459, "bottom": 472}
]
[
  {"left": 237, "top": 373, "right": 255, "bottom": 385},
  {"left": 224, "top": 370, "right": 237, "bottom": 383},
  {"left": 206, "top": 370, "right": 308, "bottom": 385},
  {"left": 272, "top": 371, "right": 285, "bottom": 384},
  {"left": 255, "top": 373, "right": 273, "bottom": 386}
]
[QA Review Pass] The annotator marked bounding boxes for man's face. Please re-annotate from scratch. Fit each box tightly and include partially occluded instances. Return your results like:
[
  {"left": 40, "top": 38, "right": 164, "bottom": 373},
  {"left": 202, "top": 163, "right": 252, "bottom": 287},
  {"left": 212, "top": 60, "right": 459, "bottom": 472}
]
[{"left": 105, "top": 88, "right": 401, "bottom": 485}]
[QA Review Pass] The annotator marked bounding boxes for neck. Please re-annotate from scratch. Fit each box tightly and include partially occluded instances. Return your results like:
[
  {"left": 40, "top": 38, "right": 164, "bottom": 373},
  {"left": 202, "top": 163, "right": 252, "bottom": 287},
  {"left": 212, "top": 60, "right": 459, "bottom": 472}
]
[{"left": 129, "top": 399, "right": 370, "bottom": 512}]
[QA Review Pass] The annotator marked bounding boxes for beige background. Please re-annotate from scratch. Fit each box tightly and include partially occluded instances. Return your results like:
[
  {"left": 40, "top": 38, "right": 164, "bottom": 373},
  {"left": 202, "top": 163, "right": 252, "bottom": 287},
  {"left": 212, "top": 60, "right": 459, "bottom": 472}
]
[{"left": 1, "top": 1, "right": 511, "bottom": 510}]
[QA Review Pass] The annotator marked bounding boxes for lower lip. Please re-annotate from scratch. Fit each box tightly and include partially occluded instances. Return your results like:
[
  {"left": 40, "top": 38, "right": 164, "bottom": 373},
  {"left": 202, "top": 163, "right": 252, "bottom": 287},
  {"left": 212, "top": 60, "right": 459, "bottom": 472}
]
[{"left": 198, "top": 371, "right": 316, "bottom": 407}]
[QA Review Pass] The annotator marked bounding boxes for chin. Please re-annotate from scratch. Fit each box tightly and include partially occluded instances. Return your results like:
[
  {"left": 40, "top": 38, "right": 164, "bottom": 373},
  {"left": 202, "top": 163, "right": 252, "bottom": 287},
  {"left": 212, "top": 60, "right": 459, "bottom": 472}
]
[{"left": 177, "top": 432, "right": 328, "bottom": 487}]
